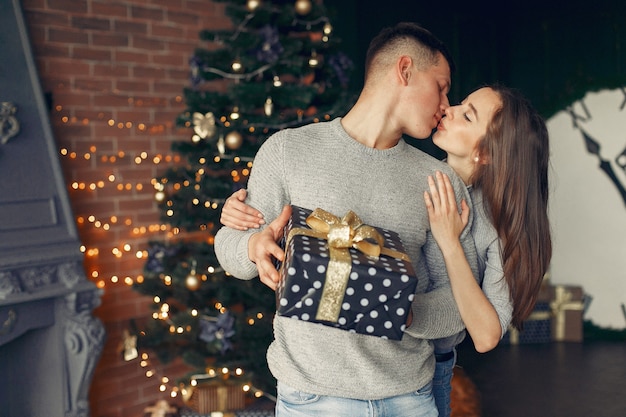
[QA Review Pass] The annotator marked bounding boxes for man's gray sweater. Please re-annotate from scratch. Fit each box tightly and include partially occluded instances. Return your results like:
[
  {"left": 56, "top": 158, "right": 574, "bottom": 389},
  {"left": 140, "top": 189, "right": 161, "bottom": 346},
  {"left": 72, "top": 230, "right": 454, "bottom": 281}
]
[{"left": 214, "top": 118, "right": 477, "bottom": 400}]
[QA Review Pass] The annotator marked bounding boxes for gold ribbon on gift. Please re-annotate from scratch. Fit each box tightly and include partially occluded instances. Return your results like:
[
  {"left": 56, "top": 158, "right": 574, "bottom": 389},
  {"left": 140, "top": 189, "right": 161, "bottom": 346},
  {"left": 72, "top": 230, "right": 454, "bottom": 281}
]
[
  {"left": 549, "top": 285, "right": 585, "bottom": 341},
  {"left": 285, "top": 208, "right": 411, "bottom": 323}
]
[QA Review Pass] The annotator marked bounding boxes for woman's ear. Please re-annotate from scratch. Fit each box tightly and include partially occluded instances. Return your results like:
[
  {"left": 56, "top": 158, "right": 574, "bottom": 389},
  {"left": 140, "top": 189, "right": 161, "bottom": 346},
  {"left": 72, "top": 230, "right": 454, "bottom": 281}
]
[{"left": 472, "top": 152, "right": 490, "bottom": 165}]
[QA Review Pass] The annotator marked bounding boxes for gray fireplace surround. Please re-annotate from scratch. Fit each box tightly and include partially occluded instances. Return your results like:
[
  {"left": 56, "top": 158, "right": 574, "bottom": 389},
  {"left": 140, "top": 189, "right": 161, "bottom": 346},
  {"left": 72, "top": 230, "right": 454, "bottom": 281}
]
[{"left": 0, "top": 1, "right": 105, "bottom": 416}]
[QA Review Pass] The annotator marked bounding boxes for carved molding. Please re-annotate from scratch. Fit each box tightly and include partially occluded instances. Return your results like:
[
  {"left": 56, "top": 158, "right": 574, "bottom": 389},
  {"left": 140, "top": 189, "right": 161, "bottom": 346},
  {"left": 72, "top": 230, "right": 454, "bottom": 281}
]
[
  {"left": 0, "top": 102, "right": 20, "bottom": 145},
  {"left": 0, "top": 261, "right": 85, "bottom": 300},
  {"left": 63, "top": 288, "right": 105, "bottom": 417}
]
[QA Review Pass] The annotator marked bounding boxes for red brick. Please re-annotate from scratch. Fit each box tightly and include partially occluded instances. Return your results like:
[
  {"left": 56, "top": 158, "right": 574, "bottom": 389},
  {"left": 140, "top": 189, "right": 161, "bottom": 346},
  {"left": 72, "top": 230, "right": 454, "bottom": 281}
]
[
  {"left": 92, "top": 1, "right": 129, "bottom": 18},
  {"left": 24, "top": 10, "right": 69, "bottom": 27},
  {"left": 49, "top": 28, "right": 89, "bottom": 44},
  {"left": 93, "top": 63, "right": 130, "bottom": 78},
  {"left": 131, "top": 35, "right": 166, "bottom": 51},
  {"left": 72, "top": 46, "right": 112, "bottom": 61},
  {"left": 131, "top": 95, "right": 169, "bottom": 108},
  {"left": 92, "top": 32, "right": 130, "bottom": 47},
  {"left": 116, "top": 109, "right": 153, "bottom": 121},
  {"left": 114, "top": 19, "right": 148, "bottom": 35},
  {"left": 115, "top": 80, "right": 151, "bottom": 94},
  {"left": 151, "top": 22, "right": 184, "bottom": 39},
  {"left": 22, "top": 0, "right": 46, "bottom": 8},
  {"left": 48, "top": 58, "right": 91, "bottom": 76},
  {"left": 152, "top": 52, "right": 187, "bottom": 67},
  {"left": 166, "top": 67, "right": 190, "bottom": 82},
  {"left": 93, "top": 93, "right": 134, "bottom": 108},
  {"left": 75, "top": 77, "right": 112, "bottom": 92},
  {"left": 48, "top": 0, "right": 88, "bottom": 13},
  {"left": 154, "top": 81, "right": 185, "bottom": 94},
  {"left": 71, "top": 16, "right": 111, "bottom": 31},
  {"left": 165, "top": 39, "right": 196, "bottom": 53},
  {"left": 152, "top": 0, "right": 184, "bottom": 8},
  {"left": 167, "top": 10, "right": 200, "bottom": 26},
  {"left": 115, "top": 49, "right": 150, "bottom": 64},
  {"left": 131, "top": 5, "right": 164, "bottom": 22},
  {"left": 73, "top": 110, "right": 115, "bottom": 123},
  {"left": 33, "top": 43, "right": 71, "bottom": 58}
]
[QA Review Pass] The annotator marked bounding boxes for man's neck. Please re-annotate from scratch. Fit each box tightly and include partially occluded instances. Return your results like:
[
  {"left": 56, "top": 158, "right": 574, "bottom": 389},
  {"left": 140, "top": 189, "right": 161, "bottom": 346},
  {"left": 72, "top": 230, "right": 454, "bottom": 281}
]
[{"left": 341, "top": 97, "right": 403, "bottom": 150}]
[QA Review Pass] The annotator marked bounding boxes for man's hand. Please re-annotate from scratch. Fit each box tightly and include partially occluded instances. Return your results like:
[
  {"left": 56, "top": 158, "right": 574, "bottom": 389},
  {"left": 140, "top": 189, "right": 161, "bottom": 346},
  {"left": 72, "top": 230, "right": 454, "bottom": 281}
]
[{"left": 248, "top": 205, "right": 292, "bottom": 290}]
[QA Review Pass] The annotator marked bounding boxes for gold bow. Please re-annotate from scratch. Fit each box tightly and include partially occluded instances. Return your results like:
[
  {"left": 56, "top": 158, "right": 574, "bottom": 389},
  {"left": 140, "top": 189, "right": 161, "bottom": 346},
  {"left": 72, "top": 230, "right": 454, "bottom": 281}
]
[
  {"left": 285, "top": 208, "right": 411, "bottom": 322},
  {"left": 549, "top": 286, "right": 585, "bottom": 341}
]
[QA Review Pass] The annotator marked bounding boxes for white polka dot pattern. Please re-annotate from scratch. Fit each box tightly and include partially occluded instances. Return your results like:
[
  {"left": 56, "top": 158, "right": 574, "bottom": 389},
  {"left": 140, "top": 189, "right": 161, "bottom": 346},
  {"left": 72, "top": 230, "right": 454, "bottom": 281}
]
[{"left": 276, "top": 206, "right": 418, "bottom": 340}]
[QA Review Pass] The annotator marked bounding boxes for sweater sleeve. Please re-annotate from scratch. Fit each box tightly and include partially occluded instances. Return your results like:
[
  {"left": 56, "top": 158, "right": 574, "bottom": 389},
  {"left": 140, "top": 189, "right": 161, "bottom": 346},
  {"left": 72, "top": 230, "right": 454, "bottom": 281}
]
[
  {"left": 481, "top": 237, "right": 513, "bottom": 337},
  {"left": 214, "top": 131, "right": 289, "bottom": 280}
]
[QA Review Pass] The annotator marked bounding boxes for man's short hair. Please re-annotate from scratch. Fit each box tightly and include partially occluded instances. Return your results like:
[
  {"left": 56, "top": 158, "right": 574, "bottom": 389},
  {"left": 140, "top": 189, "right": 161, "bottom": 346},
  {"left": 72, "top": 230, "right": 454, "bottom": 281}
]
[{"left": 364, "top": 22, "right": 455, "bottom": 81}]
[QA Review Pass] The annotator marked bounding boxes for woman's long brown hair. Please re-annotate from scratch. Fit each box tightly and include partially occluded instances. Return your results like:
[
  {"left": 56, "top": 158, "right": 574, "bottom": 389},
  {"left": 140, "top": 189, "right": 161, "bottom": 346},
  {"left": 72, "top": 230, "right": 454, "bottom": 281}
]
[{"left": 471, "top": 85, "right": 552, "bottom": 330}]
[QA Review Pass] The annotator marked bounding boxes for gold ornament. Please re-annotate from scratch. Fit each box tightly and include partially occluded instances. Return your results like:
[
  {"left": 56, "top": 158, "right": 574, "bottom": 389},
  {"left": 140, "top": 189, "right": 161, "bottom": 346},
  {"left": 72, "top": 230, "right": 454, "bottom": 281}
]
[
  {"left": 192, "top": 112, "right": 216, "bottom": 139},
  {"left": 217, "top": 134, "right": 226, "bottom": 155},
  {"left": 229, "top": 106, "right": 240, "bottom": 120},
  {"left": 247, "top": 0, "right": 261, "bottom": 11},
  {"left": 155, "top": 191, "right": 166, "bottom": 202},
  {"left": 225, "top": 131, "right": 243, "bottom": 150},
  {"left": 120, "top": 329, "right": 138, "bottom": 361},
  {"left": 231, "top": 58, "right": 243, "bottom": 72},
  {"left": 186, "top": 272, "right": 200, "bottom": 291},
  {"left": 264, "top": 97, "right": 273, "bottom": 117},
  {"left": 308, "top": 50, "right": 319, "bottom": 67},
  {"left": 295, "top": 0, "right": 312, "bottom": 15}
]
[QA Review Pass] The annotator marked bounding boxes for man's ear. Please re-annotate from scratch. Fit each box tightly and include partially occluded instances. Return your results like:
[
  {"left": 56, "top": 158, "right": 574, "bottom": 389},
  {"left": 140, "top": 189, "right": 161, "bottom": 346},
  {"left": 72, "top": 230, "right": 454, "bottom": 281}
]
[{"left": 397, "top": 55, "right": 412, "bottom": 85}]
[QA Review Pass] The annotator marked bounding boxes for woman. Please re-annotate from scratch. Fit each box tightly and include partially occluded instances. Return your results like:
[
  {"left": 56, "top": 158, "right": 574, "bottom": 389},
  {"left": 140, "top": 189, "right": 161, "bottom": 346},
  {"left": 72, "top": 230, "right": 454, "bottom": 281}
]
[{"left": 219, "top": 85, "right": 552, "bottom": 417}]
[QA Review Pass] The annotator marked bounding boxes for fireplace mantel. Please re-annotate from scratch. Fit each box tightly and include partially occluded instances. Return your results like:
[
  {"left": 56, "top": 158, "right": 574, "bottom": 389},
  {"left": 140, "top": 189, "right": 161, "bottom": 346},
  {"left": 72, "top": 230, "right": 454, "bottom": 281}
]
[{"left": 0, "top": 1, "right": 104, "bottom": 416}]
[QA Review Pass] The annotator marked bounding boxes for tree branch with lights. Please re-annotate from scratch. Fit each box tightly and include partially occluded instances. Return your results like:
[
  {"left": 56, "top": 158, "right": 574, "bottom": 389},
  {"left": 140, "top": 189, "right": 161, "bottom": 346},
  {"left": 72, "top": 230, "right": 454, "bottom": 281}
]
[{"left": 128, "top": 0, "right": 355, "bottom": 411}]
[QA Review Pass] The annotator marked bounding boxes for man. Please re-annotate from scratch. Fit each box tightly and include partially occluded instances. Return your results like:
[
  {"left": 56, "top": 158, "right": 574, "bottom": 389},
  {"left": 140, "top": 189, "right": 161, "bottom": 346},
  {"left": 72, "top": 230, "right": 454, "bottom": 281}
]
[{"left": 214, "top": 22, "right": 475, "bottom": 417}]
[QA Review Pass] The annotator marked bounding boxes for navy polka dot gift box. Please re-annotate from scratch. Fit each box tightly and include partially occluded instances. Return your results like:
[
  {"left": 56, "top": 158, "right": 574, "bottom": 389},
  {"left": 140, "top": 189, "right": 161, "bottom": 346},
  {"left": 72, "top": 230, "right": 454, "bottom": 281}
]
[{"left": 276, "top": 206, "right": 418, "bottom": 340}]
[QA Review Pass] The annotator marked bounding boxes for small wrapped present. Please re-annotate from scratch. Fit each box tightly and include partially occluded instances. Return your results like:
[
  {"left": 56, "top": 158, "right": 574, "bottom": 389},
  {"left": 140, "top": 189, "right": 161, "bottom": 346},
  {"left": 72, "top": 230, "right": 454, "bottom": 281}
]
[
  {"left": 144, "top": 400, "right": 177, "bottom": 417},
  {"left": 550, "top": 285, "right": 585, "bottom": 342},
  {"left": 276, "top": 206, "right": 418, "bottom": 340},
  {"left": 501, "top": 301, "right": 552, "bottom": 345},
  {"left": 185, "top": 382, "right": 246, "bottom": 414}
]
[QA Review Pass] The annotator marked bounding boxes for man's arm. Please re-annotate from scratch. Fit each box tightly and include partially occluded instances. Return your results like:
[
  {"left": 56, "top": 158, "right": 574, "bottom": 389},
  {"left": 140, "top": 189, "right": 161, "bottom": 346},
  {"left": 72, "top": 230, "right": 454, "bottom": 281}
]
[{"left": 213, "top": 131, "right": 290, "bottom": 284}]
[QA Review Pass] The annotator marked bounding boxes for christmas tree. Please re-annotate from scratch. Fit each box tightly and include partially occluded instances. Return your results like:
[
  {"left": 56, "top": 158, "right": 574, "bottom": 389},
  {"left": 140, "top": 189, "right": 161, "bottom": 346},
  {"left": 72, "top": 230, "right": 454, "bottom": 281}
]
[{"left": 131, "top": 0, "right": 355, "bottom": 405}]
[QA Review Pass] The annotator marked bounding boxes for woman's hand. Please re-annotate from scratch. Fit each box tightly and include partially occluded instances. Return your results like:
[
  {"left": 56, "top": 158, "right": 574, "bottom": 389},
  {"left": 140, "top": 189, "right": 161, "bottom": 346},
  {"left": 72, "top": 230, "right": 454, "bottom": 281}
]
[
  {"left": 220, "top": 189, "right": 265, "bottom": 230},
  {"left": 423, "top": 171, "right": 469, "bottom": 253}
]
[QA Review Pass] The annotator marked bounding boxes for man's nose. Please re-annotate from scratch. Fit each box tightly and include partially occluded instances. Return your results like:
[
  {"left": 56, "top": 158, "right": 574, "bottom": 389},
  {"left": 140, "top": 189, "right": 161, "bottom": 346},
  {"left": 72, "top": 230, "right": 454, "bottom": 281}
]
[{"left": 440, "top": 96, "right": 450, "bottom": 113}]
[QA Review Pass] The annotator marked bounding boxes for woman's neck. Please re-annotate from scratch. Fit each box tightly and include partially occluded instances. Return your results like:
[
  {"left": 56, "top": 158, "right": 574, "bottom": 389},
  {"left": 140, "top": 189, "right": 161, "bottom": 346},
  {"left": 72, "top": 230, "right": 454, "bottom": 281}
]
[{"left": 446, "top": 156, "right": 474, "bottom": 185}]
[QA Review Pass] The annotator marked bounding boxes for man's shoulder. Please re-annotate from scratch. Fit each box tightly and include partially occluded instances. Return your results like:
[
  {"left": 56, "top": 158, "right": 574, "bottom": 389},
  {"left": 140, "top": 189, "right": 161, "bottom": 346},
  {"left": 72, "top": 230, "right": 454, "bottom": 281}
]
[
  {"left": 266, "top": 119, "right": 336, "bottom": 143},
  {"left": 403, "top": 143, "right": 449, "bottom": 168}
]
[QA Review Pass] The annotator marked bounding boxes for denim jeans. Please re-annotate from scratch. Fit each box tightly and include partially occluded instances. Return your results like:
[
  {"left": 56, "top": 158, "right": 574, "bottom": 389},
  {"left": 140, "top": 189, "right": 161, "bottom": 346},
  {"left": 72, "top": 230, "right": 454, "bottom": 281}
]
[
  {"left": 275, "top": 381, "right": 438, "bottom": 417},
  {"left": 432, "top": 350, "right": 457, "bottom": 417}
]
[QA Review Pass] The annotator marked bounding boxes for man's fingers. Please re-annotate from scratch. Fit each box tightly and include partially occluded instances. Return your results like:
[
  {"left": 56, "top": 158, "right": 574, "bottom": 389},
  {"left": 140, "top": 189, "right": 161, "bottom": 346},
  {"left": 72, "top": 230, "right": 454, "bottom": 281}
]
[{"left": 269, "top": 205, "right": 292, "bottom": 236}]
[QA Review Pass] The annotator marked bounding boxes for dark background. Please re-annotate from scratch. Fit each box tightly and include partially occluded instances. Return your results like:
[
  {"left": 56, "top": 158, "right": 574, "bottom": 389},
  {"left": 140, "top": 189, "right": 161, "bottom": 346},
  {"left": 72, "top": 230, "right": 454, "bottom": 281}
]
[
  {"left": 330, "top": 0, "right": 625, "bottom": 118},
  {"left": 326, "top": 0, "right": 625, "bottom": 157}
]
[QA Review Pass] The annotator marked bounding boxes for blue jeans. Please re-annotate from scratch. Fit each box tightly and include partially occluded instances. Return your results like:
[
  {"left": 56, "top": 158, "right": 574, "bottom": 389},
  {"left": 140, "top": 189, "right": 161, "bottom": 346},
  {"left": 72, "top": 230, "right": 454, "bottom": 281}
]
[
  {"left": 275, "top": 381, "right": 438, "bottom": 417},
  {"left": 432, "top": 350, "right": 457, "bottom": 417}
]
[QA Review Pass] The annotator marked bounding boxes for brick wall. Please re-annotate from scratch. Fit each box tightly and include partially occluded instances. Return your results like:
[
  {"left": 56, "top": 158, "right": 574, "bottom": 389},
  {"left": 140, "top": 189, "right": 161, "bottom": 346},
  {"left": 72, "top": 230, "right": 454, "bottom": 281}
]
[{"left": 21, "top": 0, "right": 228, "bottom": 416}]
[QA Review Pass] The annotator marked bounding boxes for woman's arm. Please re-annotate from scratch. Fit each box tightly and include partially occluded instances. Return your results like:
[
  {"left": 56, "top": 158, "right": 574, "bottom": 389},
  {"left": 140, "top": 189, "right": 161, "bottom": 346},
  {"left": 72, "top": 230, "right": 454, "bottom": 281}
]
[
  {"left": 424, "top": 171, "right": 502, "bottom": 353},
  {"left": 220, "top": 189, "right": 265, "bottom": 230}
]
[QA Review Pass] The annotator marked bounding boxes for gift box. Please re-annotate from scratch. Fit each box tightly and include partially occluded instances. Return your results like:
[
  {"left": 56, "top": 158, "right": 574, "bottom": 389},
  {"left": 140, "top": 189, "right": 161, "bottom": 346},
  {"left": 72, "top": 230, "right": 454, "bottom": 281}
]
[
  {"left": 550, "top": 285, "right": 585, "bottom": 342},
  {"left": 144, "top": 400, "right": 178, "bottom": 417},
  {"left": 501, "top": 301, "right": 552, "bottom": 345},
  {"left": 276, "top": 206, "right": 418, "bottom": 340},
  {"left": 185, "top": 382, "right": 246, "bottom": 414}
]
